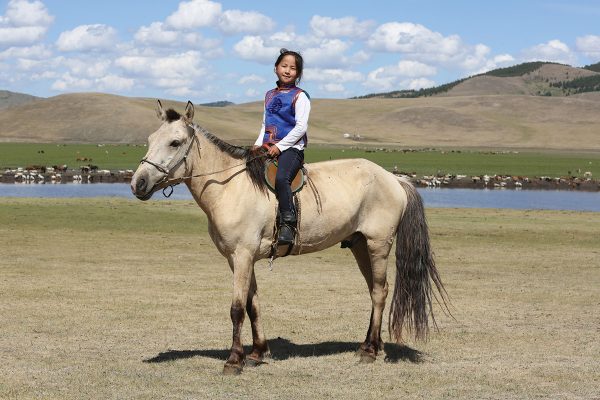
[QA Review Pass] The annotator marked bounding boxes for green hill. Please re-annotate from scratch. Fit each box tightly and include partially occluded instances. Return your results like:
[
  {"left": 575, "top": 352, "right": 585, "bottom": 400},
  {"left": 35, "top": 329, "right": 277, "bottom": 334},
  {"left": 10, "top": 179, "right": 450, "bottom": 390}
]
[{"left": 355, "top": 61, "right": 600, "bottom": 99}]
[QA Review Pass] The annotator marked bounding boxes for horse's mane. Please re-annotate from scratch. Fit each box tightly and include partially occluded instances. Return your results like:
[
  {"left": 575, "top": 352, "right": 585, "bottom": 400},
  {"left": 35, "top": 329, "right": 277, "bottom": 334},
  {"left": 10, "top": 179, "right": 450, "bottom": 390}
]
[{"left": 190, "top": 123, "right": 269, "bottom": 195}]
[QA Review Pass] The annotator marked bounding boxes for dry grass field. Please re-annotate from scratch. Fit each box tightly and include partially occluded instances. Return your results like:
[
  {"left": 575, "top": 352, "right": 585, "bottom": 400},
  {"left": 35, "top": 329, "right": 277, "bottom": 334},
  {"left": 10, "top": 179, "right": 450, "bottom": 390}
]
[{"left": 1, "top": 198, "right": 599, "bottom": 399}]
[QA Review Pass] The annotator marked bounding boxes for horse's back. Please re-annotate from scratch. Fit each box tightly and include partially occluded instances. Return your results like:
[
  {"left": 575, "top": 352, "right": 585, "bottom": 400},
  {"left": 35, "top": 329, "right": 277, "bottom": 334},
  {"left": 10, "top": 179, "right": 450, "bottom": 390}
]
[{"left": 300, "top": 158, "right": 408, "bottom": 241}]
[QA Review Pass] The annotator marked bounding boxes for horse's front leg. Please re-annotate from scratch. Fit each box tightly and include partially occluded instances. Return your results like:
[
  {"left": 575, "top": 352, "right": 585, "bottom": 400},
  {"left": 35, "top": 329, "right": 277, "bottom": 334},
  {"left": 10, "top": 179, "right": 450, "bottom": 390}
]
[
  {"left": 245, "top": 270, "right": 270, "bottom": 366},
  {"left": 223, "top": 251, "right": 254, "bottom": 375}
]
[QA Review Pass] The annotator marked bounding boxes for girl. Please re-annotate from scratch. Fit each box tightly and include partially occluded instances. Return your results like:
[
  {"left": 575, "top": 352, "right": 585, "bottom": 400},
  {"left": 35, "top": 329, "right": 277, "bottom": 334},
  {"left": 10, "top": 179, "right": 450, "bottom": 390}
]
[{"left": 253, "top": 48, "right": 310, "bottom": 246}]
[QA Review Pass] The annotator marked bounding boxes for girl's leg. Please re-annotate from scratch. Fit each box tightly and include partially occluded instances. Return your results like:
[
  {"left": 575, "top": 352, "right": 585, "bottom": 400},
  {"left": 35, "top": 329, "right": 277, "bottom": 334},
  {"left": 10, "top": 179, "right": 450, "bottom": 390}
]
[{"left": 274, "top": 148, "right": 304, "bottom": 244}]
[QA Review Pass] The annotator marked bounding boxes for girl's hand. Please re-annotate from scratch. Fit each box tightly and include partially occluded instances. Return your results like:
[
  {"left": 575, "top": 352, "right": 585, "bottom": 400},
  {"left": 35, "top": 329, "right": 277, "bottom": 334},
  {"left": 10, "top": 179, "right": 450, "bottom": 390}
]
[{"left": 267, "top": 145, "right": 281, "bottom": 157}]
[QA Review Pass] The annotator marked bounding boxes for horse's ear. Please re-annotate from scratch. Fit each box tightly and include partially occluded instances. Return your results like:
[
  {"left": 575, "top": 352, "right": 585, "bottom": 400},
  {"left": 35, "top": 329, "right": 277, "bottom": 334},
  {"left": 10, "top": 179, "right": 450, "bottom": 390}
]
[
  {"left": 156, "top": 99, "right": 167, "bottom": 121},
  {"left": 184, "top": 101, "right": 194, "bottom": 123}
]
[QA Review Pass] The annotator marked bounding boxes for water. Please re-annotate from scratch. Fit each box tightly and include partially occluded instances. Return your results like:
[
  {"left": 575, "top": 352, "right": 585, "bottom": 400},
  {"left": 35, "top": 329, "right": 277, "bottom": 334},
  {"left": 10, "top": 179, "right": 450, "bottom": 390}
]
[{"left": 0, "top": 183, "right": 598, "bottom": 212}]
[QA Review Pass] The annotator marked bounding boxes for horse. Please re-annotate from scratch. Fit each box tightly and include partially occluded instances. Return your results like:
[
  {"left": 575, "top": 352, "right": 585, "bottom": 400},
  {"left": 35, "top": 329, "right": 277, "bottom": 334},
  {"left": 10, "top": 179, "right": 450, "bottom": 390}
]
[{"left": 131, "top": 100, "right": 448, "bottom": 374}]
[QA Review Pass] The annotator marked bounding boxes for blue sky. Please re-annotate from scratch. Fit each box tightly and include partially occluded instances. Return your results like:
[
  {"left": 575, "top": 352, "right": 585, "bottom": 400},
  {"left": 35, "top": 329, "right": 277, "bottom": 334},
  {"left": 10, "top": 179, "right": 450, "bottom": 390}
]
[{"left": 1, "top": 0, "right": 599, "bottom": 103}]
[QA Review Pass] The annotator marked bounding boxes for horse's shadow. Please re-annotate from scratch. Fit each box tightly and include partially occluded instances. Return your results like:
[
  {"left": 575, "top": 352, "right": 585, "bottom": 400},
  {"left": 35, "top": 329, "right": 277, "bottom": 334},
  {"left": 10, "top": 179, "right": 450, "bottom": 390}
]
[{"left": 143, "top": 337, "right": 424, "bottom": 364}]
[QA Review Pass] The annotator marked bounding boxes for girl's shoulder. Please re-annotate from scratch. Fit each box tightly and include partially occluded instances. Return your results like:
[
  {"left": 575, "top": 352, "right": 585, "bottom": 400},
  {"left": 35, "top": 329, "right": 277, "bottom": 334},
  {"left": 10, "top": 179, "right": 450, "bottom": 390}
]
[{"left": 298, "top": 89, "right": 310, "bottom": 100}]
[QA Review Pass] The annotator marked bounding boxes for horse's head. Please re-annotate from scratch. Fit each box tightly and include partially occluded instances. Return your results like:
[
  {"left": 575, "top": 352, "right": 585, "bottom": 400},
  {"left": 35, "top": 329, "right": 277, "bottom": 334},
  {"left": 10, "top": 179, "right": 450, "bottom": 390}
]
[{"left": 131, "top": 100, "right": 197, "bottom": 200}]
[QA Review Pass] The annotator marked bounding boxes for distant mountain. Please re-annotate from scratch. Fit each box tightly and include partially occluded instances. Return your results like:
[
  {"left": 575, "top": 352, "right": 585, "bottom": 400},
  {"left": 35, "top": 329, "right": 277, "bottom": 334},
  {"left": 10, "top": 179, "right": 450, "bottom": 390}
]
[
  {"left": 0, "top": 90, "right": 42, "bottom": 110},
  {"left": 355, "top": 61, "right": 600, "bottom": 98},
  {"left": 200, "top": 100, "right": 234, "bottom": 107}
]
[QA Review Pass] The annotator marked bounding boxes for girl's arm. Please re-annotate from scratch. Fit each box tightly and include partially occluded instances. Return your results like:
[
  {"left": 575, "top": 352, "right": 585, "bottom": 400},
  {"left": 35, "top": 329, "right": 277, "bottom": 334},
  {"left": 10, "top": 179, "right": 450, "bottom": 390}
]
[
  {"left": 275, "top": 92, "right": 310, "bottom": 151},
  {"left": 253, "top": 106, "right": 267, "bottom": 147}
]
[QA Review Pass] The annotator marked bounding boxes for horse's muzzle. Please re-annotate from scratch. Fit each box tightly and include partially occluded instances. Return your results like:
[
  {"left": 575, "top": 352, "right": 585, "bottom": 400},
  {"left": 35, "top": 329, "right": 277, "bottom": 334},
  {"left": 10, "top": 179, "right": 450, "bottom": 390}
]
[{"left": 131, "top": 170, "right": 155, "bottom": 201}]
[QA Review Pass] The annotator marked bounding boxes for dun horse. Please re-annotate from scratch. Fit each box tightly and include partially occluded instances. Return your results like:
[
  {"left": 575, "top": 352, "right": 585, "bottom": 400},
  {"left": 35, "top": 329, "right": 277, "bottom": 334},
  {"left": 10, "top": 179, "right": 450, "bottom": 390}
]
[{"left": 131, "top": 100, "right": 448, "bottom": 374}]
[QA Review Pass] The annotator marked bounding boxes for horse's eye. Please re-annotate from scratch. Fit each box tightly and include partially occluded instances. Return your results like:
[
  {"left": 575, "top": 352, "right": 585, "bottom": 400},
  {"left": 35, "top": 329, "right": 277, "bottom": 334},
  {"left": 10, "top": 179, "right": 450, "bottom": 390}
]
[{"left": 170, "top": 140, "right": 181, "bottom": 148}]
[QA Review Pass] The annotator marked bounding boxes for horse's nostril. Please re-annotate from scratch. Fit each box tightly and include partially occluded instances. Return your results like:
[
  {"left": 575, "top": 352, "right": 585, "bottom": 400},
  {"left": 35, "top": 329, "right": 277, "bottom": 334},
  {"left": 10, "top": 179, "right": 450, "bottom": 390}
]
[{"left": 136, "top": 177, "right": 147, "bottom": 193}]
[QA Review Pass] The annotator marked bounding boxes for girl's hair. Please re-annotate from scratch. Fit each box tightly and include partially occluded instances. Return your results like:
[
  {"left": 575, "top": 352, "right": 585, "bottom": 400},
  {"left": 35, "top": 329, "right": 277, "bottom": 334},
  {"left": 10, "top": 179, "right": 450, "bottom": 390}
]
[{"left": 275, "top": 48, "right": 304, "bottom": 84}]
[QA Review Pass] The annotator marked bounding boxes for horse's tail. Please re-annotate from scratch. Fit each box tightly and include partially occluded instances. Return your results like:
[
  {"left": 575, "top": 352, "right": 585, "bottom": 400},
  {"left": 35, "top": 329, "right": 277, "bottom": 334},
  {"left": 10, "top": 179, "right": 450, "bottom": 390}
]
[{"left": 389, "top": 177, "right": 450, "bottom": 342}]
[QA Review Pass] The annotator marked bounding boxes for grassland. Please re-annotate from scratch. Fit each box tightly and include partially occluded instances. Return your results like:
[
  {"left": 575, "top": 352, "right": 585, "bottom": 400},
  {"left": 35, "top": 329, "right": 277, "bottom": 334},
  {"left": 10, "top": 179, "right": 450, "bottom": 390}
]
[
  {"left": 1, "top": 142, "right": 599, "bottom": 178},
  {"left": 1, "top": 198, "right": 598, "bottom": 399}
]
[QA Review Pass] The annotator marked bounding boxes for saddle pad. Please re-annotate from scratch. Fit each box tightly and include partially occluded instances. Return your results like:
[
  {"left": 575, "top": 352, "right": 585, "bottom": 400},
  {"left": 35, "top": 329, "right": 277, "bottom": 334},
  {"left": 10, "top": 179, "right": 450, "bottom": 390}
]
[{"left": 264, "top": 160, "right": 305, "bottom": 194}]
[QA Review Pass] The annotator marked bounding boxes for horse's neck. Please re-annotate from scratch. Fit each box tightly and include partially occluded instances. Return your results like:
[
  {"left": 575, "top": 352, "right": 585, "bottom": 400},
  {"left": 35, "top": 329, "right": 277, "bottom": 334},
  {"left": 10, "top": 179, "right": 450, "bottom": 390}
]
[{"left": 186, "top": 135, "right": 254, "bottom": 216}]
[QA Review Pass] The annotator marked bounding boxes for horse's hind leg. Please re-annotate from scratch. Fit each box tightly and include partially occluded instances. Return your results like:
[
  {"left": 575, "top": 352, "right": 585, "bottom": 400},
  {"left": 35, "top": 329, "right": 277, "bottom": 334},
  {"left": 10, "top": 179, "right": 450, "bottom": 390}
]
[
  {"left": 352, "top": 236, "right": 389, "bottom": 363},
  {"left": 246, "top": 270, "right": 270, "bottom": 366}
]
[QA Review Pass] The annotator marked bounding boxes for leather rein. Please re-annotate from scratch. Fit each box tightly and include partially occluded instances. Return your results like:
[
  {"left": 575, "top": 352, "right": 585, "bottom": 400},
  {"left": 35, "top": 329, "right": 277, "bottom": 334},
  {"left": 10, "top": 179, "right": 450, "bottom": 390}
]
[{"left": 139, "top": 125, "right": 267, "bottom": 197}]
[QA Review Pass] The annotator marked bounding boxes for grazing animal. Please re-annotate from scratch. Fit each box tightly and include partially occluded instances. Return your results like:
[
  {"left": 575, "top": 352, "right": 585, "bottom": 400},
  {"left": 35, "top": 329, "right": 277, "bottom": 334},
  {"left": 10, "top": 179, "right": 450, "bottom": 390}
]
[{"left": 131, "top": 100, "right": 449, "bottom": 374}]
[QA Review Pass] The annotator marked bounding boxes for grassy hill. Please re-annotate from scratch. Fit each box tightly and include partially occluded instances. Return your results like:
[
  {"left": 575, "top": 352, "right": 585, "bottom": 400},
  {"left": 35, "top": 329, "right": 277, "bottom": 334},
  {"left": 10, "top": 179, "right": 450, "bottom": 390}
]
[
  {"left": 1, "top": 61, "right": 600, "bottom": 151},
  {"left": 0, "top": 90, "right": 42, "bottom": 110},
  {"left": 356, "top": 62, "right": 600, "bottom": 98},
  {"left": 0, "top": 91, "right": 599, "bottom": 151}
]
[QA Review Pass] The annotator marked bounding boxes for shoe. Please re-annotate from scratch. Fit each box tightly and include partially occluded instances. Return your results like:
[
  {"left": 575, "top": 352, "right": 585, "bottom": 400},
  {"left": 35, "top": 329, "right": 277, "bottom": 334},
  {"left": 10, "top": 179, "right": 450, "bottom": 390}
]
[{"left": 277, "top": 211, "right": 296, "bottom": 245}]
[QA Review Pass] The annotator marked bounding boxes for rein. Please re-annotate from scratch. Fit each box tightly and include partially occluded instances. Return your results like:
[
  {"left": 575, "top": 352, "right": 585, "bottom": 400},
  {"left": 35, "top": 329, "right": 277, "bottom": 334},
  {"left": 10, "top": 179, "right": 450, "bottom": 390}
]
[{"left": 140, "top": 126, "right": 268, "bottom": 197}]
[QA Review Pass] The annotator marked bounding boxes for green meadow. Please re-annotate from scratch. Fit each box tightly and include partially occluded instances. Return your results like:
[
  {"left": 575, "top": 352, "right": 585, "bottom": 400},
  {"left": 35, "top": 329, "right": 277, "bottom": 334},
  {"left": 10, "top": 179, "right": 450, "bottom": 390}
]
[{"left": 0, "top": 142, "right": 598, "bottom": 177}]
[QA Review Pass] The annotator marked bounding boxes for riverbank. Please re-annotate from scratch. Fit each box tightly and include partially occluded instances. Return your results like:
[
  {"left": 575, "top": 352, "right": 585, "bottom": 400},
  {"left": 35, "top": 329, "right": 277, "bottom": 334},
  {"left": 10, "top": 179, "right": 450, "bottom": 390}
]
[{"left": 1, "top": 168, "right": 599, "bottom": 191}]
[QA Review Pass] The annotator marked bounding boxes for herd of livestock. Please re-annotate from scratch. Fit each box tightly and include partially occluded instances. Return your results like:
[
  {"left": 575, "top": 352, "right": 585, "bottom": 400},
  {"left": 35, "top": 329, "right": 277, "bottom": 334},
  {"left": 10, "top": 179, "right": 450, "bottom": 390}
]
[{"left": 1, "top": 164, "right": 597, "bottom": 190}]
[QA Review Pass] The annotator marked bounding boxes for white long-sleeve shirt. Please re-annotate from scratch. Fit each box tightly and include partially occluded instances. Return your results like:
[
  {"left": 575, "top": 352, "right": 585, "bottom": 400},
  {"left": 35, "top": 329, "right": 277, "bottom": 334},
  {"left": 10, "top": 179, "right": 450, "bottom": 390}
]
[{"left": 254, "top": 91, "right": 311, "bottom": 152}]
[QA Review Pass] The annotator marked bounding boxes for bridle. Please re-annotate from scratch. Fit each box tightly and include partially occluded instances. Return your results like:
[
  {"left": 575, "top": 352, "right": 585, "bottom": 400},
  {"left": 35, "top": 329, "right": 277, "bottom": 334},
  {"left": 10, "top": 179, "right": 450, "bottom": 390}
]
[
  {"left": 139, "top": 125, "right": 201, "bottom": 197},
  {"left": 139, "top": 123, "right": 268, "bottom": 197}
]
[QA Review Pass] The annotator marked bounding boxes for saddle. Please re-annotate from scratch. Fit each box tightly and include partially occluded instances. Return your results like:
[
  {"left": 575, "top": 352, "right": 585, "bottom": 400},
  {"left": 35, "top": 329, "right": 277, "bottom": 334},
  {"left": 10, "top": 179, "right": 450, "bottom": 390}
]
[{"left": 264, "top": 159, "right": 305, "bottom": 194}]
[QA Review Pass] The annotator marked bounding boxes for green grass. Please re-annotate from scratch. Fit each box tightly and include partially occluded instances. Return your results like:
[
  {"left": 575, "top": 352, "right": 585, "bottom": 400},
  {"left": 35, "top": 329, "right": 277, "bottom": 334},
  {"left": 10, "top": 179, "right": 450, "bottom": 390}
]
[
  {"left": 306, "top": 147, "right": 599, "bottom": 177},
  {"left": 0, "top": 143, "right": 147, "bottom": 170},
  {"left": 1, "top": 142, "right": 599, "bottom": 178}
]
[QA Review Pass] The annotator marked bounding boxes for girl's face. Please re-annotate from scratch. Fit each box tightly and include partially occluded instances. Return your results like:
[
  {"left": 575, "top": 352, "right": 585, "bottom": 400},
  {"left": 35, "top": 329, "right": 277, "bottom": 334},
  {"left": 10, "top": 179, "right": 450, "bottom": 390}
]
[{"left": 275, "top": 54, "right": 298, "bottom": 86}]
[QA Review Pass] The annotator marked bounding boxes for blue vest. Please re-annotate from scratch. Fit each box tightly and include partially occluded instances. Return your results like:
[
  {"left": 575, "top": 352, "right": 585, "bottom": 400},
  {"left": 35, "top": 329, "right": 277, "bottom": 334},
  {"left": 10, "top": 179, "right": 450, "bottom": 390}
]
[{"left": 262, "top": 85, "right": 308, "bottom": 146}]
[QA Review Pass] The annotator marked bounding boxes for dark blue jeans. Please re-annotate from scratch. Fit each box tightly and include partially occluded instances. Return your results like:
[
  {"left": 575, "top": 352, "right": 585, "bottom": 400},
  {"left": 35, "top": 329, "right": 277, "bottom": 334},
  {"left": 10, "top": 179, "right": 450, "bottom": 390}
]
[{"left": 275, "top": 148, "right": 304, "bottom": 215}]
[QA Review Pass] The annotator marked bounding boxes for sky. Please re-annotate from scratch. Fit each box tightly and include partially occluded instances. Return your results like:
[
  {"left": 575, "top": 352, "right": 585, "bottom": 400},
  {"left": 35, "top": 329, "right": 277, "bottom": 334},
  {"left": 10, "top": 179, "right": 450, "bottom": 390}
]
[{"left": 1, "top": 0, "right": 600, "bottom": 103}]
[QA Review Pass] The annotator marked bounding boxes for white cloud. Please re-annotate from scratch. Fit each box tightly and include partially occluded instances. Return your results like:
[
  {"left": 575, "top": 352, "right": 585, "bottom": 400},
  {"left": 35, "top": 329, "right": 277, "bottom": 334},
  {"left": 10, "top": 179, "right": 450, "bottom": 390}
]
[
  {"left": 368, "top": 22, "right": 460, "bottom": 56},
  {"left": 366, "top": 22, "right": 504, "bottom": 72},
  {"left": 406, "top": 78, "right": 435, "bottom": 90},
  {"left": 310, "top": 15, "right": 374, "bottom": 39},
  {"left": 392, "top": 60, "right": 437, "bottom": 77},
  {"left": 521, "top": 39, "right": 577, "bottom": 65},
  {"left": 61, "top": 58, "right": 111, "bottom": 78},
  {"left": 0, "top": 0, "right": 53, "bottom": 27},
  {"left": 321, "top": 83, "right": 345, "bottom": 93},
  {"left": 364, "top": 61, "right": 437, "bottom": 91},
  {"left": 97, "top": 74, "right": 135, "bottom": 91},
  {"left": 56, "top": 24, "right": 118, "bottom": 52},
  {"left": 0, "top": 44, "right": 50, "bottom": 60},
  {"left": 302, "top": 39, "right": 351, "bottom": 68},
  {"left": 167, "top": 86, "right": 197, "bottom": 97},
  {"left": 31, "top": 70, "right": 58, "bottom": 80},
  {"left": 182, "top": 32, "right": 221, "bottom": 51},
  {"left": 135, "top": 22, "right": 179, "bottom": 46},
  {"left": 51, "top": 71, "right": 134, "bottom": 92},
  {"left": 0, "top": 26, "right": 46, "bottom": 47},
  {"left": 239, "top": 74, "right": 266, "bottom": 84},
  {"left": 576, "top": 35, "right": 600, "bottom": 58},
  {"left": 51, "top": 72, "right": 92, "bottom": 91},
  {"left": 304, "top": 68, "right": 363, "bottom": 83},
  {"left": 219, "top": 9, "right": 275, "bottom": 35},
  {"left": 115, "top": 51, "right": 208, "bottom": 95},
  {"left": 165, "top": 0, "right": 222, "bottom": 30},
  {"left": 233, "top": 36, "right": 280, "bottom": 63}
]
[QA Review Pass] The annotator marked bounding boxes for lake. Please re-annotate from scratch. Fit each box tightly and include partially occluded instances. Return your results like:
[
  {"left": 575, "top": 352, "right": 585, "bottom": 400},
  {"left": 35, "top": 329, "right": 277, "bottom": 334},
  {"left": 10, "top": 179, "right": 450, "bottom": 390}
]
[{"left": 1, "top": 183, "right": 598, "bottom": 212}]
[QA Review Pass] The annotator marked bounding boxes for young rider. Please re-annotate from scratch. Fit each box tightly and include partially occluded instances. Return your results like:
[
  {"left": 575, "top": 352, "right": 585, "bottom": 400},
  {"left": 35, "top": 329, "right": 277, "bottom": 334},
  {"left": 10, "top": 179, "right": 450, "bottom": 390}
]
[{"left": 253, "top": 49, "right": 310, "bottom": 246}]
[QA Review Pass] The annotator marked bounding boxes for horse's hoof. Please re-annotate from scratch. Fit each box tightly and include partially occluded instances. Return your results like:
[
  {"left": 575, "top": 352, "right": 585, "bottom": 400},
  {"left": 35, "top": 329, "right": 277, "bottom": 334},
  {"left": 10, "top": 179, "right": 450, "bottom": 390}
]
[
  {"left": 356, "top": 349, "right": 377, "bottom": 364},
  {"left": 223, "top": 363, "right": 243, "bottom": 375},
  {"left": 246, "top": 357, "right": 268, "bottom": 367}
]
